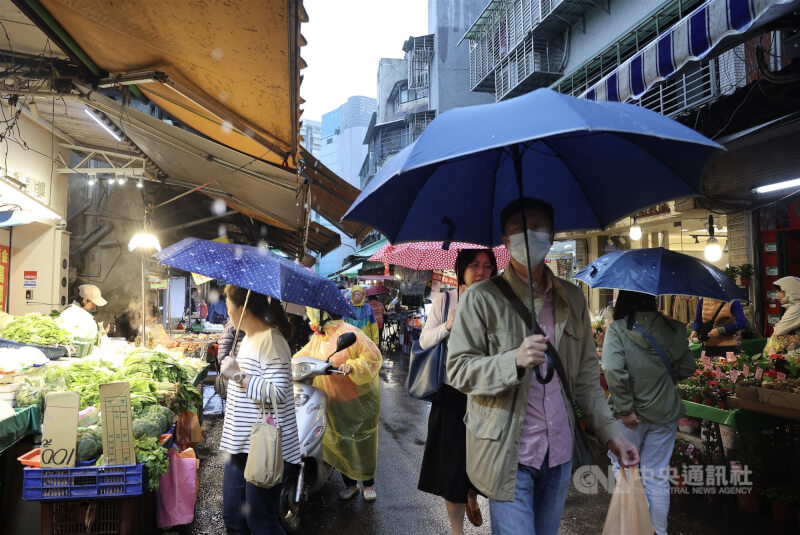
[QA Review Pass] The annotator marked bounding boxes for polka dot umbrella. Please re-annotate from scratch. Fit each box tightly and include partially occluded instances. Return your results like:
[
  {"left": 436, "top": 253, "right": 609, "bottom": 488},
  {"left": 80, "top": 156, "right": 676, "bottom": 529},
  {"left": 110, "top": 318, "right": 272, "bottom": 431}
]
[
  {"left": 153, "top": 237, "right": 355, "bottom": 318},
  {"left": 369, "top": 241, "right": 510, "bottom": 271}
]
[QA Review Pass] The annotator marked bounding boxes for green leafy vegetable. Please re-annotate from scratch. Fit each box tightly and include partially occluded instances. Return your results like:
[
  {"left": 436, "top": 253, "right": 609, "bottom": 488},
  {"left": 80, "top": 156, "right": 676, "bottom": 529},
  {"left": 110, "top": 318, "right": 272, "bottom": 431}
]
[
  {"left": 76, "top": 427, "right": 103, "bottom": 462},
  {"left": 133, "top": 419, "right": 162, "bottom": 439},
  {"left": 135, "top": 437, "right": 170, "bottom": 492},
  {"left": 2, "top": 313, "right": 73, "bottom": 346}
]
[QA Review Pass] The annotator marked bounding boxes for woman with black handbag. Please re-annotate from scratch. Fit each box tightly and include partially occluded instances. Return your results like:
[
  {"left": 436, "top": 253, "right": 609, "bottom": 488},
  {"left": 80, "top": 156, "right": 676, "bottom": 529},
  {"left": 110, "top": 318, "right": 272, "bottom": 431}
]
[{"left": 417, "top": 249, "right": 497, "bottom": 535}]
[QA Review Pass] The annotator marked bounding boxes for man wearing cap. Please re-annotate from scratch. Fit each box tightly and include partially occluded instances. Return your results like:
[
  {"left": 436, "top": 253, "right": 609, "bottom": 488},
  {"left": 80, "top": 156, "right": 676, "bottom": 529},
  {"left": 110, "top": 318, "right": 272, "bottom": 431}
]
[{"left": 57, "top": 284, "right": 107, "bottom": 340}]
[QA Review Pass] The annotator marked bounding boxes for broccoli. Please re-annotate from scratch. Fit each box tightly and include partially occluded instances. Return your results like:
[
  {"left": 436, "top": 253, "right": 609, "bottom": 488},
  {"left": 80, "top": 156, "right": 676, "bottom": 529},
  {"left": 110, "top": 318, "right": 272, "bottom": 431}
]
[
  {"left": 145, "top": 404, "right": 174, "bottom": 433},
  {"left": 76, "top": 427, "right": 103, "bottom": 462},
  {"left": 133, "top": 419, "right": 162, "bottom": 439}
]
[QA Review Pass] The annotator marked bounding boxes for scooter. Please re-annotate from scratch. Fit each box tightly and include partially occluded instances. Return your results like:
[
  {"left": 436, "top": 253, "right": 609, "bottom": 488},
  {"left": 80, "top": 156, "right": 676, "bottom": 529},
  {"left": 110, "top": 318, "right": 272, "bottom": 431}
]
[{"left": 280, "top": 332, "right": 357, "bottom": 531}]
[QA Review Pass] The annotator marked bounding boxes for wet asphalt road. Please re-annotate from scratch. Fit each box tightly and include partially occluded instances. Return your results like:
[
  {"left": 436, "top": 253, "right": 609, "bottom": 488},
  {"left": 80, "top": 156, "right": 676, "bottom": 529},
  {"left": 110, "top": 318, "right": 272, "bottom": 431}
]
[{"left": 189, "top": 351, "right": 796, "bottom": 535}]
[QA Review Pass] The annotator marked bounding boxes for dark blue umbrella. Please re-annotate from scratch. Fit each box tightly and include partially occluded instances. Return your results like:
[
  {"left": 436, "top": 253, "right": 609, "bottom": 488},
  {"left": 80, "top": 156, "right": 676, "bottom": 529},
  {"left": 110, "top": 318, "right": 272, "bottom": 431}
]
[
  {"left": 153, "top": 238, "right": 355, "bottom": 318},
  {"left": 343, "top": 88, "right": 722, "bottom": 245},
  {"left": 573, "top": 248, "right": 744, "bottom": 301}
]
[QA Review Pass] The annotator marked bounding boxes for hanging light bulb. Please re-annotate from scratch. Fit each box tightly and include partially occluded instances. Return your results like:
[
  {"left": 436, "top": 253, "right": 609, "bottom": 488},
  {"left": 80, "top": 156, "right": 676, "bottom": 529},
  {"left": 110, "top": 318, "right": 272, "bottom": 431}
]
[
  {"left": 703, "top": 215, "right": 722, "bottom": 261},
  {"left": 136, "top": 177, "right": 143, "bottom": 188},
  {"left": 629, "top": 217, "right": 642, "bottom": 241}
]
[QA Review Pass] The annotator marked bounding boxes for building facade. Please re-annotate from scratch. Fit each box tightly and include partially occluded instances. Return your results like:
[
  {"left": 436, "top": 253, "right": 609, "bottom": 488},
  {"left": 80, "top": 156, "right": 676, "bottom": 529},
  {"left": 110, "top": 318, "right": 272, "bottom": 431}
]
[
  {"left": 299, "top": 119, "right": 321, "bottom": 158},
  {"left": 462, "top": 0, "right": 800, "bottom": 334}
]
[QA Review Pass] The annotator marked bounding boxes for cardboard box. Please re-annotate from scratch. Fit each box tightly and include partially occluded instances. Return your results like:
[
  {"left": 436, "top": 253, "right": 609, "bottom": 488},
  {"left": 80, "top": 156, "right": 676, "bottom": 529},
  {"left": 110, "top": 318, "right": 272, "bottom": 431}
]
[
  {"left": 735, "top": 385, "right": 759, "bottom": 401},
  {"left": 99, "top": 382, "right": 135, "bottom": 466},
  {"left": 757, "top": 387, "right": 800, "bottom": 410},
  {"left": 41, "top": 391, "right": 79, "bottom": 468}
]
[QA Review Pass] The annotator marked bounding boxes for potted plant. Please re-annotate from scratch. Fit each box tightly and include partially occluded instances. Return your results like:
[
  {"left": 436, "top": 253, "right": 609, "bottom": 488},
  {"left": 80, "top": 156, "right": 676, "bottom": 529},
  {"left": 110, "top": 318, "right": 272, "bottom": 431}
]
[
  {"left": 738, "top": 263, "right": 753, "bottom": 286},
  {"left": 763, "top": 485, "right": 798, "bottom": 526},
  {"left": 723, "top": 265, "right": 740, "bottom": 281},
  {"left": 690, "top": 385, "right": 703, "bottom": 404}
]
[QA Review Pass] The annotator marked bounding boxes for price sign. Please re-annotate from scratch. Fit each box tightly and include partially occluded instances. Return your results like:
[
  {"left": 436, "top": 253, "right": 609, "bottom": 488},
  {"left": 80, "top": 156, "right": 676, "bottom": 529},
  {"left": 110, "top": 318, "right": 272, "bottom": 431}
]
[
  {"left": 701, "top": 355, "right": 712, "bottom": 370},
  {"left": 755, "top": 367, "right": 764, "bottom": 380},
  {"left": 714, "top": 366, "right": 724, "bottom": 379},
  {"left": 777, "top": 372, "right": 787, "bottom": 381},
  {"left": 731, "top": 370, "right": 741, "bottom": 383},
  {"left": 726, "top": 352, "right": 736, "bottom": 362},
  {"left": 41, "top": 392, "right": 79, "bottom": 468},
  {"left": 743, "top": 365, "right": 750, "bottom": 377}
]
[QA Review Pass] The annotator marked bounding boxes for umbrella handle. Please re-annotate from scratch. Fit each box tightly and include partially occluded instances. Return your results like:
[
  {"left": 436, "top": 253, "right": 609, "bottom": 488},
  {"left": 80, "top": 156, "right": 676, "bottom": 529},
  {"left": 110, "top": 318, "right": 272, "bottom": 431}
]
[{"left": 534, "top": 352, "right": 555, "bottom": 384}]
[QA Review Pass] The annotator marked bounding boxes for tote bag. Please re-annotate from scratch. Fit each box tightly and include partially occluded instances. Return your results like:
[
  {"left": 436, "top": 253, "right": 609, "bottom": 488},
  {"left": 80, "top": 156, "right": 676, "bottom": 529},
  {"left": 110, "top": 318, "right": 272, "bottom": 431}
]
[
  {"left": 407, "top": 292, "right": 450, "bottom": 401},
  {"left": 244, "top": 382, "right": 284, "bottom": 488}
]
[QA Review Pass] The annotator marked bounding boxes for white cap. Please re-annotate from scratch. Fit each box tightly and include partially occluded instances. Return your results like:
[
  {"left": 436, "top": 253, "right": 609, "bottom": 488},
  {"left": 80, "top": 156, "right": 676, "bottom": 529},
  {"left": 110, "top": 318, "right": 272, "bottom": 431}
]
[{"left": 79, "top": 284, "right": 107, "bottom": 307}]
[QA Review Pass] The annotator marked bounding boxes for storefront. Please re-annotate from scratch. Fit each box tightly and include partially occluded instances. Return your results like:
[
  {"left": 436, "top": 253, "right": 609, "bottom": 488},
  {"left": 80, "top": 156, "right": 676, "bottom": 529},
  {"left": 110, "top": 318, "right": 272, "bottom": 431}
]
[{"left": 757, "top": 199, "right": 800, "bottom": 336}]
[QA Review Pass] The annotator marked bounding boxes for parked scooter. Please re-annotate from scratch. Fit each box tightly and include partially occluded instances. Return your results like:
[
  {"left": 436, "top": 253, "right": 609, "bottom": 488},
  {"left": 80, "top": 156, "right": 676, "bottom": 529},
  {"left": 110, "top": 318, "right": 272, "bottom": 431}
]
[{"left": 280, "top": 332, "right": 357, "bottom": 531}]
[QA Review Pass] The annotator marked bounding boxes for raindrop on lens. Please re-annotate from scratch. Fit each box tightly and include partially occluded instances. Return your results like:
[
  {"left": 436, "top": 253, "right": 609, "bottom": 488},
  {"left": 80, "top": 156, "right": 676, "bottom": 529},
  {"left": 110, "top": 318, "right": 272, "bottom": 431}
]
[
  {"left": 221, "top": 120, "right": 233, "bottom": 135},
  {"left": 211, "top": 48, "right": 223, "bottom": 61},
  {"left": 218, "top": 224, "right": 227, "bottom": 237}
]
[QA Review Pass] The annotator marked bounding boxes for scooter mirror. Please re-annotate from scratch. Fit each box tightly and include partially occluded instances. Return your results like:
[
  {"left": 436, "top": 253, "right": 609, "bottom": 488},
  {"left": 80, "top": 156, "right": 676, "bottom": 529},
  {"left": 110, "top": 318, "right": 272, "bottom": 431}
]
[
  {"left": 326, "top": 332, "right": 357, "bottom": 362},
  {"left": 336, "top": 332, "right": 357, "bottom": 353}
]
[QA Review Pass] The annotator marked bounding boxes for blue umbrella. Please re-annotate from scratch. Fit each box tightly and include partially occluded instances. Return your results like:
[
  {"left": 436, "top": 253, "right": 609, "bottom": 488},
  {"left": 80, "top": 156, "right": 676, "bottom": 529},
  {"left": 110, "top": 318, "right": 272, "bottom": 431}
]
[
  {"left": 573, "top": 248, "right": 744, "bottom": 301},
  {"left": 343, "top": 88, "right": 722, "bottom": 245},
  {"left": 153, "top": 238, "right": 355, "bottom": 318}
]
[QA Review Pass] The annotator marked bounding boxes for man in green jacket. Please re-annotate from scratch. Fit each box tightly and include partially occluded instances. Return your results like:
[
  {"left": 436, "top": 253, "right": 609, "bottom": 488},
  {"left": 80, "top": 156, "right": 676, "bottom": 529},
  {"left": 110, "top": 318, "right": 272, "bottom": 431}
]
[{"left": 447, "top": 198, "right": 640, "bottom": 535}]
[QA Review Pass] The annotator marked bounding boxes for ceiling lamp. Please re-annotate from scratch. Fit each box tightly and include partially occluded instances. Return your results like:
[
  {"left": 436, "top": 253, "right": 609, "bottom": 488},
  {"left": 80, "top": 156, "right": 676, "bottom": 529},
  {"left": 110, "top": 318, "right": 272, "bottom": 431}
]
[
  {"left": 128, "top": 232, "right": 161, "bottom": 252},
  {"left": 629, "top": 217, "right": 642, "bottom": 241},
  {"left": 704, "top": 215, "right": 722, "bottom": 262}
]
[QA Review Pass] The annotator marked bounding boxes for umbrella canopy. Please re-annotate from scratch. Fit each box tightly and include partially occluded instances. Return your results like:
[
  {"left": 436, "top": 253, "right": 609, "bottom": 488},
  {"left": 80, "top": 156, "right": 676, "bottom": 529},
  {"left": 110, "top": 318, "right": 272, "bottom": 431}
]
[
  {"left": 154, "top": 238, "right": 355, "bottom": 317},
  {"left": 573, "top": 248, "right": 744, "bottom": 301},
  {"left": 343, "top": 88, "right": 722, "bottom": 246},
  {"left": 364, "top": 285, "right": 389, "bottom": 296},
  {"left": 370, "top": 241, "right": 510, "bottom": 271}
]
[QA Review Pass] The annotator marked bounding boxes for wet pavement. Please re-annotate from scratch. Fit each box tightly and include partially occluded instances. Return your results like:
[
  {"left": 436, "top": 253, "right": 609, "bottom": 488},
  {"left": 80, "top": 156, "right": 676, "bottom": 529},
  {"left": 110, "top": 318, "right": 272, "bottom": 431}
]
[{"left": 189, "top": 352, "right": 799, "bottom": 534}]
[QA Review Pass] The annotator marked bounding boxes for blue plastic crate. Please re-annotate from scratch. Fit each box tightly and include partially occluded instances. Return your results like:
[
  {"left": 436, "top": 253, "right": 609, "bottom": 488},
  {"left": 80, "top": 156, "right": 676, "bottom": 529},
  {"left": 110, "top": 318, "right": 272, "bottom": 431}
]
[{"left": 22, "top": 463, "right": 144, "bottom": 501}]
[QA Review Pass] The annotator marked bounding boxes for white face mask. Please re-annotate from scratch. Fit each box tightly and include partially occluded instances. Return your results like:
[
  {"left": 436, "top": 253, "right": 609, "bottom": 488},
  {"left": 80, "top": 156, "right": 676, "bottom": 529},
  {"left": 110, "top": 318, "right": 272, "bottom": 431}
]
[
  {"left": 508, "top": 230, "right": 551, "bottom": 267},
  {"left": 208, "top": 290, "right": 220, "bottom": 304}
]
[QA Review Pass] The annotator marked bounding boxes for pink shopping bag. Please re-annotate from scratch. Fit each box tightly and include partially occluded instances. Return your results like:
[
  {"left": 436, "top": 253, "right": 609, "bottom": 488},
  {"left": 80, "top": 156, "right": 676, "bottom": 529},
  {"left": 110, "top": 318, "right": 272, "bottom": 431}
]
[{"left": 157, "top": 448, "right": 199, "bottom": 528}]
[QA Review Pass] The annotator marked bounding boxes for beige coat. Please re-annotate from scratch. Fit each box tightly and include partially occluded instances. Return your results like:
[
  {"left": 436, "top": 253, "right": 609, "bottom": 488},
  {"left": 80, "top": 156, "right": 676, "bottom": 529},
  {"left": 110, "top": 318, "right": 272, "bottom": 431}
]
[{"left": 447, "top": 268, "right": 619, "bottom": 501}]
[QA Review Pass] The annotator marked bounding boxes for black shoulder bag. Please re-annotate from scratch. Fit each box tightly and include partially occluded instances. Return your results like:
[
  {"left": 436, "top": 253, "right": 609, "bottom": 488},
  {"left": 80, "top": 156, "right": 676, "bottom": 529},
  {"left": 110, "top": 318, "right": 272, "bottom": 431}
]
[
  {"left": 699, "top": 302, "right": 725, "bottom": 343},
  {"left": 492, "top": 277, "right": 603, "bottom": 470},
  {"left": 407, "top": 291, "right": 450, "bottom": 401}
]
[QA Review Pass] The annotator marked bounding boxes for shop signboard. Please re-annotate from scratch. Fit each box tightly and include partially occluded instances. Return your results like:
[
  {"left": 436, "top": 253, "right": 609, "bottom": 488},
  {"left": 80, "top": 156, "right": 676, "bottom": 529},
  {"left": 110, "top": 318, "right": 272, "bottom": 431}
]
[
  {"left": 765, "top": 266, "right": 779, "bottom": 277},
  {"left": 23, "top": 270, "right": 37, "bottom": 288},
  {"left": 150, "top": 279, "right": 168, "bottom": 290},
  {"left": 768, "top": 314, "right": 781, "bottom": 325},
  {"left": 0, "top": 245, "right": 8, "bottom": 311},
  {"left": 764, "top": 242, "right": 777, "bottom": 253},
  {"left": 432, "top": 271, "right": 458, "bottom": 286}
]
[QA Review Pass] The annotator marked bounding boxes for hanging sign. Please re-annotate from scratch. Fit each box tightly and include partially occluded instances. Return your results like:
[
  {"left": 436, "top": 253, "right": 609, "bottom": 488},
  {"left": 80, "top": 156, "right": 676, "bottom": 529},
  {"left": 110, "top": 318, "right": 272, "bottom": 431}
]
[
  {"left": 432, "top": 271, "right": 458, "bottom": 286},
  {"left": 0, "top": 245, "right": 8, "bottom": 311},
  {"left": 191, "top": 273, "right": 213, "bottom": 286},
  {"left": 765, "top": 266, "right": 779, "bottom": 277},
  {"left": 764, "top": 242, "right": 777, "bottom": 253}
]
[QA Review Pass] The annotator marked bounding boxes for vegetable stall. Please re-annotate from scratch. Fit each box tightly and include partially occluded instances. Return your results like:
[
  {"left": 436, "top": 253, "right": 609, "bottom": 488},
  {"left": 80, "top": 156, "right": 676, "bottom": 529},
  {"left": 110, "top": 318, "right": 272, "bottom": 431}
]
[{"left": 0, "top": 311, "right": 211, "bottom": 534}]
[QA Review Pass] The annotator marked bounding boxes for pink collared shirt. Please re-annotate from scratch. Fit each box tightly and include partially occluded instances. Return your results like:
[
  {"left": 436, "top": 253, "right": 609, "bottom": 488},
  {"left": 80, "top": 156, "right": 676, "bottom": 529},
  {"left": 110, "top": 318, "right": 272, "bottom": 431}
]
[{"left": 512, "top": 270, "right": 573, "bottom": 469}]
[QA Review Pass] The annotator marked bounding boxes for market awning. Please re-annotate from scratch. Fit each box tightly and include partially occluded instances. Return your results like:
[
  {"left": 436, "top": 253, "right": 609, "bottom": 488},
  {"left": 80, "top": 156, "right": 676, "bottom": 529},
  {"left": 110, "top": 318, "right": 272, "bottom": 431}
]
[
  {"left": 299, "top": 149, "right": 371, "bottom": 241},
  {"left": 328, "top": 262, "right": 362, "bottom": 279},
  {"left": 80, "top": 91, "right": 302, "bottom": 231},
  {"left": 581, "top": 0, "right": 799, "bottom": 103},
  {"left": 34, "top": 0, "right": 307, "bottom": 167},
  {"left": 266, "top": 222, "right": 341, "bottom": 258}
]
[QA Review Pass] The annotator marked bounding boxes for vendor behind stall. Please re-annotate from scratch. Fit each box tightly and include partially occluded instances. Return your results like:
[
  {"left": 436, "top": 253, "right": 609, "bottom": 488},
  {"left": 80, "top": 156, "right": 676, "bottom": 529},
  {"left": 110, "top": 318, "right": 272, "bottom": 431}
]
[
  {"left": 207, "top": 285, "right": 228, "bottom": 324},
  {"left": 57, "top": 284, "right": 107, "bottom": 340},
  {"left": 690, "top": 297, "right": 746, "bottom": 357}
]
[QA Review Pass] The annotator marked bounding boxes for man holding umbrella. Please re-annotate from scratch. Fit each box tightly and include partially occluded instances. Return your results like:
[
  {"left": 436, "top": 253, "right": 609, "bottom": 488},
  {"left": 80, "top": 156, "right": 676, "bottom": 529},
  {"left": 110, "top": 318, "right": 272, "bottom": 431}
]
[{"left": 447, "top": 198, "right": 639, "bottom": 535}]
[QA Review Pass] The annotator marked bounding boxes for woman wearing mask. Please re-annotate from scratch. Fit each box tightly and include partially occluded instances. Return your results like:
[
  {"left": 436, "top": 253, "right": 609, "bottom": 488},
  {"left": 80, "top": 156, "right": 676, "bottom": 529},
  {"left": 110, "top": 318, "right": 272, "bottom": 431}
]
[
  {"left": 418, "top": 249, "right": 498, "bottom": 534},
  {"left": 602, "top": 291, "right": 696, "bottom": 535},
  {"left": 219, "top": 286, "right": 301, "bottom": 535},
  {"left": 295, "top": 308, "right": 382, "bottom": 501},
  {"left": 766, "top": 276, "right": 800, "bottom": 353},
  {"left": 58, "top": 284, "right": 107, "bottom": 340}
]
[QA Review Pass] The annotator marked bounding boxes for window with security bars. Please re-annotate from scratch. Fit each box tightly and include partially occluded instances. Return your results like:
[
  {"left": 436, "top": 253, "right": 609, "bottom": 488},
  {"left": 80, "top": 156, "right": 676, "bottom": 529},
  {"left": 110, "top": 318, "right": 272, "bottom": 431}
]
[{"left": 406, "top": 35, "right": 434, "bottom": 90}]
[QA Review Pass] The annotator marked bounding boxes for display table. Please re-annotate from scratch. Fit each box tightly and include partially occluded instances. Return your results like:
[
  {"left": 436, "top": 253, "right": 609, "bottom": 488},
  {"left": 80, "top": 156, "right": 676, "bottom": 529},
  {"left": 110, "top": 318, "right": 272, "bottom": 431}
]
[
  {"left": 0, "top": 406, "right": 41, "bottom": 454},
  {"left": 689, "top": 338, "right": 768, "bottom": 358},
  {"left": 682, "top": 400, "right": 737, "bottom": 427}
]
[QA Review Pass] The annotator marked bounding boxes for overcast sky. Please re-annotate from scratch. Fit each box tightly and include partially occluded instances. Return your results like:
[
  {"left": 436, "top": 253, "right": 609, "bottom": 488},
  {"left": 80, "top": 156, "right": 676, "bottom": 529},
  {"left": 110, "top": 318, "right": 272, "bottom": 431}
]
[{"left": 300, "top": 0, "right": 429, "bottom": 122}]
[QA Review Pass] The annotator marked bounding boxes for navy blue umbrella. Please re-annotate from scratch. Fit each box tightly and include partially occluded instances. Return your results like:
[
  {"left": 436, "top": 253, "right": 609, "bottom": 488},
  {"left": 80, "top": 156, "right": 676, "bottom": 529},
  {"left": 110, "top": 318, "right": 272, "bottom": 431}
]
[
  {"left": 153, "top": 238, "right": 355, "bottom": 318},
  {"left": 343, "top": 88, "right": 722, "bottom": 245},
  {"left": 573, "top": 248, "right": 744, "bottom": 301}
]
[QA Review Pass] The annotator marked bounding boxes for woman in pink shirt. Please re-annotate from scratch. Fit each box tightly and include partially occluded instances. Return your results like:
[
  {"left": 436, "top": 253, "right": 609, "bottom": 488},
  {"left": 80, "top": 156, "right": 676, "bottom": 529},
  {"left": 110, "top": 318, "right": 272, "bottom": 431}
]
[{"left": 417, "top": 249, "right": 498, "bottom": 535}]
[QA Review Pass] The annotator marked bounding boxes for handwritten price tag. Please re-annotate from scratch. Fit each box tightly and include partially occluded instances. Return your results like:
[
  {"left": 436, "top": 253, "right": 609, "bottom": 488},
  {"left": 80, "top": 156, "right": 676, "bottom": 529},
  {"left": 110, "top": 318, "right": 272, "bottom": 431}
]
[
  {"left": 701, "top": 356, "right": 712, "bottom": 370},
  {"left": 743, "top": 365, "right": 750, "bottom": 377},
  {"left": 701, "top": 350, "right": 706, "bottom": 359},
  {"left": 755, "top": 367, "right": 764, "bottom": 380},
  {"left": 731, "top": 370, "right": 741, "bottom": 383},
  {"left": 777, "top": 372, "right": 787, "bottom": 381},
  {"left": 714, "top": 366, "right": 724, "bottom": 379},
  {"left": 726, "top": 352, "right": 736, "bottom": 362}
]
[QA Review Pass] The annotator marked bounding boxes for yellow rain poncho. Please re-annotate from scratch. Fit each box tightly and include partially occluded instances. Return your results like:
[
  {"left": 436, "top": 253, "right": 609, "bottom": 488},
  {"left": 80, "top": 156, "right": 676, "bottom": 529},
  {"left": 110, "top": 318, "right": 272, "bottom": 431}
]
[
  {"left": 295, "top": 313, "right": 382, "bottom": 481},
  {"left": 344, "top": 285, "right": 380, "bottom": 345}
]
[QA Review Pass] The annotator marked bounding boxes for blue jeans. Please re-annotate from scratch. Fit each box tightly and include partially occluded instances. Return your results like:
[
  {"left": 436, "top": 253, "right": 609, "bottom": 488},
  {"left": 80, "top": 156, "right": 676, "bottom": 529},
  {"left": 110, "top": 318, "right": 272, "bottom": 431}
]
[
  {"left": 223, "top": 453, "right": 285, "bottom": 535},
  {"left": 489, "top": 454, "right": 573, "bottom": 535}
]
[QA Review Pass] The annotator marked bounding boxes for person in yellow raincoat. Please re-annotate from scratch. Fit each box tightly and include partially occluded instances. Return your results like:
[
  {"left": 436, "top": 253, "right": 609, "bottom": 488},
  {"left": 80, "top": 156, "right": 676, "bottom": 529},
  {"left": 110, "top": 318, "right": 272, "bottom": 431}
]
[
  {"left": 295, "top": 308, "right": 382, "bottom": 502},
  {"left": 344, "top": 285, "right": 380, "bottom": 345}
]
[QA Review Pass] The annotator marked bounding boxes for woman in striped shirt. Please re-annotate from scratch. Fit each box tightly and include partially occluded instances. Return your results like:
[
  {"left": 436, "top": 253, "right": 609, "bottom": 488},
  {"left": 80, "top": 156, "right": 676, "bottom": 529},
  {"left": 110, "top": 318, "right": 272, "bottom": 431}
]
[{"left": 219, "top": 285, "right": 301, "bottom": 535}]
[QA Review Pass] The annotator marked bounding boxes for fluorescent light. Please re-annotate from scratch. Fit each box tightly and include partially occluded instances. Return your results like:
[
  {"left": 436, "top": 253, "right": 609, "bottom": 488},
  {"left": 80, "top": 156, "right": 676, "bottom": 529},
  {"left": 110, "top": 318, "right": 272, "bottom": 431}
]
[
  {"left": 704, "top": 236, "right": 722, "bottom": 262},
  {"left": 84, "top": 108, "right": 121, "bottom": 141},
  {"left": 128, "top": 232, "right": 161, "bottom": 252},
  {"left": 753, "top": 178, "right": 800, "bottom": 194}
]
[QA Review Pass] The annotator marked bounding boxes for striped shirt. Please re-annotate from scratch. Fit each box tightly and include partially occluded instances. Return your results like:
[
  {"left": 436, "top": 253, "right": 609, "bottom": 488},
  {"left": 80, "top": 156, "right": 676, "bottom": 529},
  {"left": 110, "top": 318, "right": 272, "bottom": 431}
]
[{"left": 219, "top": 327, "right": 301, "bottom": 463}]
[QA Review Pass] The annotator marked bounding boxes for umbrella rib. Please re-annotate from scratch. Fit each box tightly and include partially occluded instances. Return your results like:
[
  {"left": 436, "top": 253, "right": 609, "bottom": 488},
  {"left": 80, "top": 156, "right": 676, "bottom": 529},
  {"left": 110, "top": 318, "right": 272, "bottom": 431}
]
[
  {"left": 490, "top": 148, "right": 506, "bottom": 245},
  {"left": 537, "top": 139, "right": 605, "bottom": 229}
]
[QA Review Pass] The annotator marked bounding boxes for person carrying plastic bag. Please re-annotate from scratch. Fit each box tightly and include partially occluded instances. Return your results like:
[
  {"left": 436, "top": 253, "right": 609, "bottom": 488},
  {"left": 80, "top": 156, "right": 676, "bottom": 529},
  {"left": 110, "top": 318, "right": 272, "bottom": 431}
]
[{"left": 295, "top": 308, "right": 382, "bottom": 501}]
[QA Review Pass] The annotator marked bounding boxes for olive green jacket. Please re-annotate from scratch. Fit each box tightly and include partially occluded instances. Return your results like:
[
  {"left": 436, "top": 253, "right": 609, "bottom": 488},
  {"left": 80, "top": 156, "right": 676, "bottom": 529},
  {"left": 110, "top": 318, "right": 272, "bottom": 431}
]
[
  {"left": 601, "top": 313, "right": 697, "bottom": 423},
  {"left": 447, "top": 268, "right": 619, "bottom": 501}
]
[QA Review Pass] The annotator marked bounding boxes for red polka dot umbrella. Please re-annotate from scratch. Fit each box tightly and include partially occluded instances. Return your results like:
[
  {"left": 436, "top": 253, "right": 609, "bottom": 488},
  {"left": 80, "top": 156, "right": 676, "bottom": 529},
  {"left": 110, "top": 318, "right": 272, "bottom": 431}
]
[{"left": 369, "top": 242, "right": 510, "bottom": 271}]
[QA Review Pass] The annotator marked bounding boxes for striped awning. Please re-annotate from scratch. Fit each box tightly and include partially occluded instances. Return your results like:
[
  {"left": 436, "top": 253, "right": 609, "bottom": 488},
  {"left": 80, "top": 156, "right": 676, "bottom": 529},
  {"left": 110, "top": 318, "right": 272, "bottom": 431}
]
[{"left": 582, "top": 0, "right": 800, "bottom": 103}]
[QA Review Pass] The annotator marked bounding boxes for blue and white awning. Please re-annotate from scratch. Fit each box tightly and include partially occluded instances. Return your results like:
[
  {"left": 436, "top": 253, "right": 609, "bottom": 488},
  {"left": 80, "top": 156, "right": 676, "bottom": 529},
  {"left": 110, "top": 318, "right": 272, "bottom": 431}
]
[{"left": 582, "top": 0, "right": 800, "bottom": 103}]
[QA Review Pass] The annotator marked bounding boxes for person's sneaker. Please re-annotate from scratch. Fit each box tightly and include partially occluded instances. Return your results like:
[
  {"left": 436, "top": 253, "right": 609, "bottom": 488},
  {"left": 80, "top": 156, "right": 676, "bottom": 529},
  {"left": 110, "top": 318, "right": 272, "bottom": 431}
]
[
  {"left": 362, "top": 486, "right": 377, "bottom": 502},
  {"left": 339, "top": 485, "right": 359, "bottom": 500}
]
